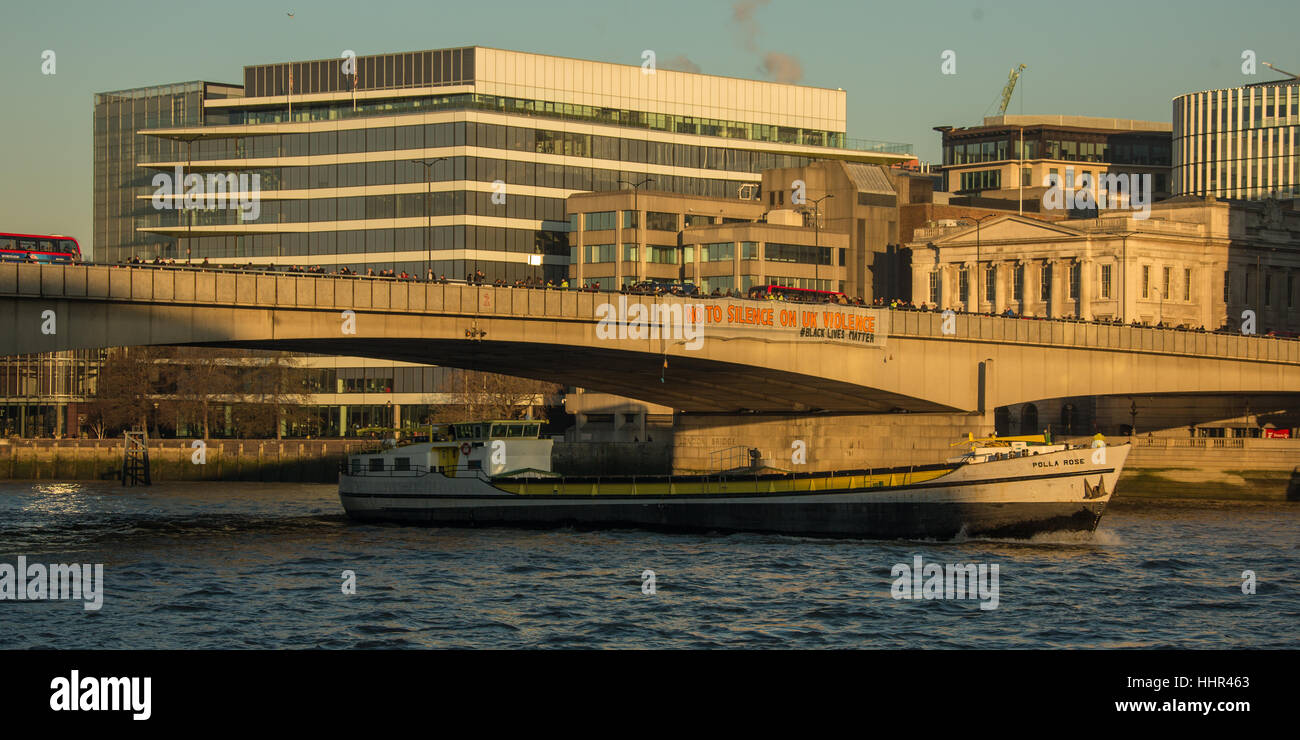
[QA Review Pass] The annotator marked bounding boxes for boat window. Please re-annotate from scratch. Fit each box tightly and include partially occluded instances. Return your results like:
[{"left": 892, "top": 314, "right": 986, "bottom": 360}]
[
  {"left": 394, "top": 457, "right": 410, "bottom": 471},
  {"left": 350, "top": 459, "right": 361, "bottom": 473},
  {"left": 490, "top": 423, "right": 505, "bottom": 438},
  {"left": 368, "top": 458, "right": 385, "bottom": 472},
  {"left": 526, "top": 424, "right": 540, "bottom": 438},
  {"left": 468, "top": 459, "right": 482, "bottom": 470}
]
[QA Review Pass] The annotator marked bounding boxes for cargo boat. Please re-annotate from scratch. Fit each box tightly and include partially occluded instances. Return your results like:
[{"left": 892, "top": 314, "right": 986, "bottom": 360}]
[{"left": 339, "top": 422, "right": 1130, "bottom": 539}]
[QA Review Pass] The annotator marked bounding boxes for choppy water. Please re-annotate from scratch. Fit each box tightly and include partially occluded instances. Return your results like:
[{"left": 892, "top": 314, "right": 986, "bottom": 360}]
[{"left": 0, "top": 481, "right": 1296, "bottom": 649}]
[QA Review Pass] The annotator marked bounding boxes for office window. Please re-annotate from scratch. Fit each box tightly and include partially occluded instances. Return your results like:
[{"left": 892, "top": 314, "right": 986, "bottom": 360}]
[
  {"left": 1013, "top": 264, "right": 1024, "bottom": 301},
  {"left": 685, "top": 214, "right": 714, "bottom": 227},
  {"left": 985, "top": 267, "right": 996, "bottom": 304},
  {"left": 585, "top": 244, "right": 615, "bottom": 263},
  {"left": 1142, "top": 265, "right": 1150, "bottom": 298},
  {"left": 702, "top": 242, "right": 734, "bottom": 262},
  {"left": 645, "top": 211, "right": 678, "bottom": 231},
  {"left": 1101, "top": 264, "right": 1112, "bottom": 299},
  {"left": 623, "top": 210, "right": 638, "bottom": 229},
  {"left": 1184, "top": 268, "right": 1191, "bottom": 301},
  {"left": 959, "top": 169, "right": 1001, "bottom": 192},
  {"left": 959, "top": 269, "right": 969, "bottom": 304},
  {"left": 1069, "top": 263, "right": 1080, "bottom": 299},
  {"left": 622, "top": 244, "right": 638, "bottom": 262},
  {"left": 741, "top": 241, "right": 759, "bottom": 260},
  {"left": 1162, "top": 266, "right": 1171, "bottom": 300},
  {"left": 929, "top": 272, "right": 940, "bottom": 304},
  {"left": 646, "top": 246, "right": 677, "bottom": 264},
  {"left": 584, "top": 211, "right": 616, "bottom": 231},
  {"left": 1224, "top": 270, "right": 1231, "bottom": 303},
  {"left": 1040, "top": 264, "right": 1052, "bottom": 301},
  {"left": 1265, "top": 273, "right": 1273, "bottom": 306}
]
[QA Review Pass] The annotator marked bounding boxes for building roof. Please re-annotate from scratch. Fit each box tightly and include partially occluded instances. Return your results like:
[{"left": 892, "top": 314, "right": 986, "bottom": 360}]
[{"left": 843, "top": 163, "right": 895, "bottom": 196}]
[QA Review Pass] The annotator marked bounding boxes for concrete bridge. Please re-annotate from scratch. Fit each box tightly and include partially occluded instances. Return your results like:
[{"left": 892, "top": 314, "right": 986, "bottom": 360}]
[{"left": 3, "top": 263, "right": 1299, "bottom": 415}]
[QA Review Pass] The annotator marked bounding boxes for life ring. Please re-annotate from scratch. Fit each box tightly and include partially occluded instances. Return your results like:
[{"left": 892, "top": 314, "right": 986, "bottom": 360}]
[{"left": 460, "top": 442, "right": 472, "bottom": 455}]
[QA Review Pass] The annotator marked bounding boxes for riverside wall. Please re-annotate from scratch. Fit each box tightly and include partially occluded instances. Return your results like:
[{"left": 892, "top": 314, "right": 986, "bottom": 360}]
[{"left": 0, "top": 439, "right": 372, "bottom": 483}]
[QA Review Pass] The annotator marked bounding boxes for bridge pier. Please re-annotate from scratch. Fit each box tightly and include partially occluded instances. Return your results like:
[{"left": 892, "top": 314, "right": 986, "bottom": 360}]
[{"left": 670, "top": 412, "right": 994, "bottom": 473}]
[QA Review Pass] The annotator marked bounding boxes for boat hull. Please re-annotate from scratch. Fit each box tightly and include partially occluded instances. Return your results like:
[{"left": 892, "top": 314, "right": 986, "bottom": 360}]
[{"left": 339, "top": 445, "right": 1129, "bottom": 539}]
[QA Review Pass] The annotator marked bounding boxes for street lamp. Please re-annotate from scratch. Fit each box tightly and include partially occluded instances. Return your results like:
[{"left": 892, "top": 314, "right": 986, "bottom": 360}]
[
  {"left": 417, "top": 158, "right": 447, "bottom": 281},
  {"left": 1112, "top": 231, "right": 1137, "bottom": 323},
  {"left": 618, "top": 177, "right": 653, "bottom": 290},
  {"left": 808, "top": 194, "right": 834, "bottom": 293},
  {"left": 960, "top": 214, "right": 998, "bottom": 313}
]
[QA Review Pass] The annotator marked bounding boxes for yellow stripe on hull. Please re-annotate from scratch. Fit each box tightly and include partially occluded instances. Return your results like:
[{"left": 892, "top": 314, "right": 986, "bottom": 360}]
[{"left": 493, "top": 467, "right": 955, "bottom": 496}]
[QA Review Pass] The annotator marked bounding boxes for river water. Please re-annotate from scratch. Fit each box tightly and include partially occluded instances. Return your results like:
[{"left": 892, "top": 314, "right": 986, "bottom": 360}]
[{"left": 0, "top": 481, "right": 1295, "bottom": 649}]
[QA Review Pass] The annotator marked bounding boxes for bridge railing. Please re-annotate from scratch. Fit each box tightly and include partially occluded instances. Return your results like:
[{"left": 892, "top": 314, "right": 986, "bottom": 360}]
[
  {"left": 4, "top": 262, "right": 1298, "bottom": 365},
  {"left": 885, "top": 306, "right": 1300, "bottom": 365}
]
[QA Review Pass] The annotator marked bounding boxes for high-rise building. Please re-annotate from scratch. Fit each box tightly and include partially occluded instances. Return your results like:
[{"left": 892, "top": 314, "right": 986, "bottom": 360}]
[
  {"left": 93, "top": 82, "right": 243, "bottom": 265},
  {"left": 113, "top": 46, "right": 910, "bottom": 278},
  {"left": 1172, "top": 79, "right": 1300, "bottom": 199}
]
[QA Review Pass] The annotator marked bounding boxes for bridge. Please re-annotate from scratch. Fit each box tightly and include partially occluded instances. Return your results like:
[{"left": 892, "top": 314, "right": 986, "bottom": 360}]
[{"left": 3, "top": 263, "right": 1298, "bottom": 415}]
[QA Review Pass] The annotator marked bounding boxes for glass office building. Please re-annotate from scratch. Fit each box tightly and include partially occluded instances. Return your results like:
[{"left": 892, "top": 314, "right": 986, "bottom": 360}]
[
  {"left": 1173, "top": 80, "right": 1300, "bottom": 199},
  {"left": 122, "top": 46, "right": 912, "bottom": 280},
  {"left": 93, "top": 81, "right": 244, "bottom": 264}
]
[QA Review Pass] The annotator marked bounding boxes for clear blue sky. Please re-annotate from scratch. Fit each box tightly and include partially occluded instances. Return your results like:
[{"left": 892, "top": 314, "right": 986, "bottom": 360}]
[{"left": 2, "top": 0, "right": 1296, "bottom": 256}]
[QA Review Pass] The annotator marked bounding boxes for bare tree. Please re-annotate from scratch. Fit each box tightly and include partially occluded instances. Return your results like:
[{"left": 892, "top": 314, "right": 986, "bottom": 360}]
[{"left": 439, "top": 369, "right": 560, "bottom": 423}]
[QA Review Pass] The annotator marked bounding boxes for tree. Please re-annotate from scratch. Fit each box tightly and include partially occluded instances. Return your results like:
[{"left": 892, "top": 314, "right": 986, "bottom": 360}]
[
  {"left": 438, "top": 369, "right": 560, "bottom": 423},
  {"left": 227, "top": 352, "right": 311, "bottom": 439},
  {"left": 87, "top": 346, "right": 166, "bottom": 436}
]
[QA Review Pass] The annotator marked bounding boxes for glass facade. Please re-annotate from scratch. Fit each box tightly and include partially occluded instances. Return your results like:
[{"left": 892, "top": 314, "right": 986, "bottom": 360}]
[
  {"left": 0, "top": 351, "right": 104, "bottom": 437},
  {"left": 94, "top": 81, "right": 242, "bottom": 264},
  {"left": 944, "top": 127, "right": 1171, "bottom": 167},
  {"left": 1173, "top": 81, "right": 1300, "bottom": 199}
]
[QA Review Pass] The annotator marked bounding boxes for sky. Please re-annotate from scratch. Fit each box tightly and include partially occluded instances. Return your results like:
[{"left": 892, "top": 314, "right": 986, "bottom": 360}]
[{"left": 2, "top": 0, "right": 1297, "bottom": 256}]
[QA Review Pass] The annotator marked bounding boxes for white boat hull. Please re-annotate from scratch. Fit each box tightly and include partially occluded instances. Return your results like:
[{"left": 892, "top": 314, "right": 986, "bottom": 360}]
[{"left": 339, "top": 445, "right": 1130, "bottom": 539}]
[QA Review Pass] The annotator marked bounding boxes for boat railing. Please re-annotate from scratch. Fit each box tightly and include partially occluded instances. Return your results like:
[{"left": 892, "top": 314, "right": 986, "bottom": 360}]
[{"left": 341, "top": 462, "right": 494, "bottom": 483}]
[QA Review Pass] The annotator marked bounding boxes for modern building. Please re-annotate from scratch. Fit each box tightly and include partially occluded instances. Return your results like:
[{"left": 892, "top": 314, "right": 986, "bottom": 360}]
[
  {"left": 935, "top": 115, "right": 1172, "bottom": 211},
  {"left": 1172, "top": 78, "right": 1300, "bottom": 200},
  {"left": 113, "top": 46, "right": 910, "bottom": 279},
  {"left": 94, "top": 81, "right": 244, "bottom": 265},
  {"left": 0, "top": 351, "right": 102, "bottom": 438},
  {"left": 568, "top": 160, "right": 956, "bottom": 301}
]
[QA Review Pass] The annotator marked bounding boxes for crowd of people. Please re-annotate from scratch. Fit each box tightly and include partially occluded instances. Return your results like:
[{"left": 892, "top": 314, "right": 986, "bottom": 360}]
[{"left": 100, "top": 257, "right": 1296, "bottom": 337}]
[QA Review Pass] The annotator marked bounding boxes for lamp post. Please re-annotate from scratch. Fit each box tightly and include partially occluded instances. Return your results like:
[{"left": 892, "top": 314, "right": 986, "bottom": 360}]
[
  {"left": 960, "top": 214, "right": 998, "bottom": 313},
  {"left": 1112, "top": 231, "right": 1137, "bottom": 323},
  {"left": 809, "top": 194, "right": 834, "bottom": 293},
  {"left": 618, "top": 177, "right": 653, "bottom": 290},
  {"left": 418, "top": 158, "right": 447, "bottom": 281}
]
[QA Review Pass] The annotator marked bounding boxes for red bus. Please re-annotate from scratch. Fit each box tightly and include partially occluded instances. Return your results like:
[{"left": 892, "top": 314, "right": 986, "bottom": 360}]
[
  {"left": 0, "top": 232, "right": 82, "bottom": 264},
  {"left": 747, "top": 284, "right": 844, "bottom": 303}
]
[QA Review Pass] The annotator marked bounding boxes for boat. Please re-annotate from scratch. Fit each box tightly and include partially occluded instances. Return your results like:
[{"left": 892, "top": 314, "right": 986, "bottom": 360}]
[{"left": 338, "top": 421, "right": 1130, "bottom": 539}]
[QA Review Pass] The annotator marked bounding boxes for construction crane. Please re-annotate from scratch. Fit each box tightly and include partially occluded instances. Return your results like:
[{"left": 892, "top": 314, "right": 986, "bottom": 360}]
[
  {"left": 997, "top": 64, "right": 1027, "bottom": 115},
  {"left": 1263, "top": 62, "right": 1299, "bottom": 80}
]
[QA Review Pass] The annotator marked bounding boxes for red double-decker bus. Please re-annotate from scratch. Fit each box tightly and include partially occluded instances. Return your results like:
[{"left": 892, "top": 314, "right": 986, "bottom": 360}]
[{"left": 0, "top": 232, "right": 82, "bottom": 264}]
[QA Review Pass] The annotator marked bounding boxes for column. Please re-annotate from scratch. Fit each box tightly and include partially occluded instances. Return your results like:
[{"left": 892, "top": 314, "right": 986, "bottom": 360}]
[
  {"left": 1078, "top": 257, "right": 1094, "bottom": 320},
  {"left": 1048, "top": 258, "right": 1067, "bottom": 318}
]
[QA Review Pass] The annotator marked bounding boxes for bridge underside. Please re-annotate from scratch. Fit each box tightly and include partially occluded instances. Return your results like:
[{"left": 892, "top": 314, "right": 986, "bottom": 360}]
[{"left": 211, "top": 339, "right": 948, "bottom": 414}]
